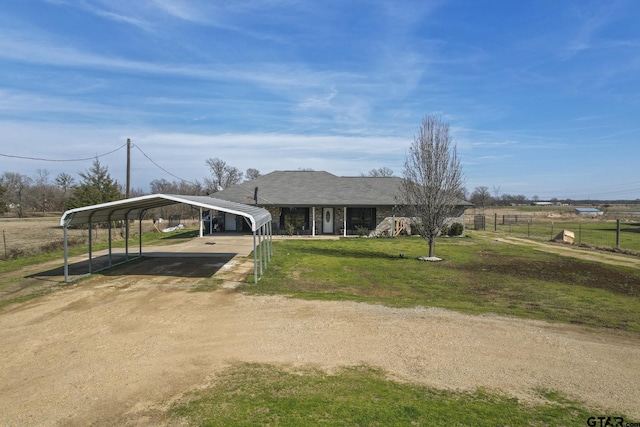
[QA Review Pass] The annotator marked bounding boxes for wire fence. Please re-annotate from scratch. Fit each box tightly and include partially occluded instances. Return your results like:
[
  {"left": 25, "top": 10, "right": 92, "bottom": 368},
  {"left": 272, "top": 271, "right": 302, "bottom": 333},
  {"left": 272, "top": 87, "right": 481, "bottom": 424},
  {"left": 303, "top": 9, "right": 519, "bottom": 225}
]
[{"left": 467, "top": 213, "right": 640, "bottom": 254}]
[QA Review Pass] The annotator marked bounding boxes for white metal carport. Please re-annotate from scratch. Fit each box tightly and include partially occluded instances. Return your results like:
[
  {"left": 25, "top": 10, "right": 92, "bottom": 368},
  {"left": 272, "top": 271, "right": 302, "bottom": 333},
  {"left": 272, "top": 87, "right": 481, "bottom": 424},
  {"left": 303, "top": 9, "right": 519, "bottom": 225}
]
[{"left": 60, "top": 194, "right": 273, "bottom": 284}]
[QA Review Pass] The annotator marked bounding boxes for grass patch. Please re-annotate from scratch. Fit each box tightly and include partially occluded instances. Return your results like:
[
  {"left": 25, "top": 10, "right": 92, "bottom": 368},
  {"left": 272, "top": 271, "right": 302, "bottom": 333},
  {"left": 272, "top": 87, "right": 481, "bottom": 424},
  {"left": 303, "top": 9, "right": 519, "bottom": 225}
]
[
  {"left": 242, "top": 236, "right": 640, "bottom": 332},
  {"left": 0, "top": 288, "right": 54, "bottom": 310},
  {"left": 169, "top": 363, "right": 603, "bottom": 426},
  {"left": 191, "top": 278, "right": 224, "bottom": 292}
]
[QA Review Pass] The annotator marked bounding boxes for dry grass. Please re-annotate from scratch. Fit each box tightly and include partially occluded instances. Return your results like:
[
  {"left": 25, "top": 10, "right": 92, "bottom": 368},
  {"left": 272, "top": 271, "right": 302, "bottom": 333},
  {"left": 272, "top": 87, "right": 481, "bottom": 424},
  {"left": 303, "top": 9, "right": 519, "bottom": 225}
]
[{"left": 0, "top": 217, "right": 201, "bottom": 259}]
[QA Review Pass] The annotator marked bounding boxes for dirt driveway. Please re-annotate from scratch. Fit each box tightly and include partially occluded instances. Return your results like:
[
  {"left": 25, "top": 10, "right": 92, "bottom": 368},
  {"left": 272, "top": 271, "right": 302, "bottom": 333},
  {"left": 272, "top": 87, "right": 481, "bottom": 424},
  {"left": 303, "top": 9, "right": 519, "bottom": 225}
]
[{"left": 0, "top": 236, "right": 639, "bottom": 425}]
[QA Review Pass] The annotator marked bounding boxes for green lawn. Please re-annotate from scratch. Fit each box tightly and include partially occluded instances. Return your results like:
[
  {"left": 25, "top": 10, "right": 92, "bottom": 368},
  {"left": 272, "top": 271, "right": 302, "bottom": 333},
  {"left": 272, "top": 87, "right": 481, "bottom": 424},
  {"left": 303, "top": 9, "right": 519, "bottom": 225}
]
[
  {"left": 169, "top": 363, "right": 609, "bottom": 427},
  {"left": 242, "top": 235, "right": 640, "bottom": 332},
  {"left": 164, "top": 235, "right": 640, "bottom": 426}
]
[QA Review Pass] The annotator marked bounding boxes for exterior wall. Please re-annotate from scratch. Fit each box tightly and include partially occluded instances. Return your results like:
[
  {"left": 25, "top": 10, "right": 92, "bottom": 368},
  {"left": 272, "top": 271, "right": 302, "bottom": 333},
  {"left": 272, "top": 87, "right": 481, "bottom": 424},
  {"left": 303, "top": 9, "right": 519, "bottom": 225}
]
[{"left": 261, "top": 205, "right": 468, "bottom": 236}]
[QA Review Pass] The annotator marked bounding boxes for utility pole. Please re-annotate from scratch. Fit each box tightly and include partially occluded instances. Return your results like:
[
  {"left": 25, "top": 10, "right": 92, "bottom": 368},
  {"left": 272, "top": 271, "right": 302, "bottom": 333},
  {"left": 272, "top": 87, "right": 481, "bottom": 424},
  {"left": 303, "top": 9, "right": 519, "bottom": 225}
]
[{"left": 126, "top": 138, "right": 131, "bottom": 198}]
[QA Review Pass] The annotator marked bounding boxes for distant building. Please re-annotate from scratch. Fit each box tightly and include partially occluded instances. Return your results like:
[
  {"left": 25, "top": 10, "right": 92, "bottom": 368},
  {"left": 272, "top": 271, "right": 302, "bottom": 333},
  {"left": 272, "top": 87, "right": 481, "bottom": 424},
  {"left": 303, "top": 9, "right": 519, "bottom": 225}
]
[
  {"left": 532, "top": 201, "right": 553, "bottom": 206},
  {"left": 575, "top": 208, "right": 603, "bottom": 217}
]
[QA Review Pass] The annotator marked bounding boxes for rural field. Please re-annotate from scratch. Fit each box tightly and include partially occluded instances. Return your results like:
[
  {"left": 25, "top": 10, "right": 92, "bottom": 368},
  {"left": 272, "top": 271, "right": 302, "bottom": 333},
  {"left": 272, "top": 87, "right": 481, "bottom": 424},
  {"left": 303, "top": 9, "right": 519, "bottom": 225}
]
[
  {"left": 466, "top": 205, "right": 640, "bottom": 253},
  {"left": 0, "top": 219, "right": 639, "bottom": 425},
  {"left": 0, "top": 216, "right": 202, "bottom": 260}
]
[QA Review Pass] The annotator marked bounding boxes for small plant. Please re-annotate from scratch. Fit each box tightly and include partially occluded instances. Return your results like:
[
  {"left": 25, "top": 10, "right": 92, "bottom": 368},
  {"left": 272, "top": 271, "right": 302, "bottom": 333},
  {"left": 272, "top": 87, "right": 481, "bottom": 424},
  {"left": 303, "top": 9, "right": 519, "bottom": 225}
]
[
  {"left": 285, "top": 223, "right": 296, "bottom": 236},
  {"left": 355, "top": 225, "right": 369, "bottom": 237}
]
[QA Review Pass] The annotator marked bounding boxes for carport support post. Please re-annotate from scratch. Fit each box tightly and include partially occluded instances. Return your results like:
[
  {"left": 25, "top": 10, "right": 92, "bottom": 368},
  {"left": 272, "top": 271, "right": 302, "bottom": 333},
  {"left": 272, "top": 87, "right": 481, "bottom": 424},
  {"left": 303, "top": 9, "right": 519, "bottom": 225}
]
[
  {"left": 125, "top": 217, "right": 129, "bottom": 261},
  {"left": 88, "top": 219, "right": 93, "bottom": 274},
  {"left": 199, "top": 207, "right": 203, "bottom": 237},
  {"left": 262, "top": 224, "right": 267, "bottom": 270},
  {"left": 108, "top": 217, "right": 113, "bottom": 267},
  {"left": 63, "top": 225, "right": 69, "bottom": 282},
  {"left": 267, "top": 221, "right": 272, "bottom": 261},
  {"left": 259, "top": 225, "right": 264, "bottom": 275},
  {"left": 124, "top": 217, "right": 129, "bottom": 261},
  {"left": 139, "top": 215, "right": 143, "bottom": 255},
  {"left": 253, "top": 231, "right": 258, "bottom": 284}
]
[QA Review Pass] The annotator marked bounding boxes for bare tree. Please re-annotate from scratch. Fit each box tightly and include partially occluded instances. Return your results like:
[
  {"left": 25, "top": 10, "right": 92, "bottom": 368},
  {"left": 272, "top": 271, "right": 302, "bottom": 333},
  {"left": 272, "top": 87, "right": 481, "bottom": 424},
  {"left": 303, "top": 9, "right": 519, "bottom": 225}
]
[
  {"left": 205, "top": 158, "right": 243, "bottom": 192},
  {"left": 2, "top": 172, "right": 33, "bottom": 217},
  {"left": 400, "top": 115, "right": 465, "bottom": 258},
  {"left": 55, "top": 172, "right": 75, "bottom": 195},
  {"left": 245, "top": 168, "right": 261, "bottom": 181},
  {"left": 28, "top": 169, "right": 57, "bottom": 214},
  {"left": 470, "top": 186, "right": 492, "bottom": 211},
  {"left": 361, "top": 167, "right": 394, "bottom": 177},
  {"left": 0, "top": 178, "right": 6, "bottom": 215}
]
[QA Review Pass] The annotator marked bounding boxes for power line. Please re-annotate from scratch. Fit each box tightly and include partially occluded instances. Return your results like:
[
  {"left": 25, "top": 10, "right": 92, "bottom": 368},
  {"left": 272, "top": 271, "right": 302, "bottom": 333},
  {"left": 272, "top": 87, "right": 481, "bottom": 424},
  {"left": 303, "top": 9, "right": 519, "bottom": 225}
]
[
  {"left": 133, "top": 144, "right": 197, "bottom": 185},
  {"left": 0, "top": 143, "right": 128, "bottom": 162}
]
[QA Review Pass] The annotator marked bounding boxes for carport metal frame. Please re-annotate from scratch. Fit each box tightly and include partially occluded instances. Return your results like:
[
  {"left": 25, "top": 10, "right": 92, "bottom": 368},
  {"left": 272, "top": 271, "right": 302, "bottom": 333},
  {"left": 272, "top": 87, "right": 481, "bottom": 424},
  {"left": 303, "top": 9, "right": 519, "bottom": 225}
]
[{"left": 60, "top": 194, "right": 273, "bottom": 284}]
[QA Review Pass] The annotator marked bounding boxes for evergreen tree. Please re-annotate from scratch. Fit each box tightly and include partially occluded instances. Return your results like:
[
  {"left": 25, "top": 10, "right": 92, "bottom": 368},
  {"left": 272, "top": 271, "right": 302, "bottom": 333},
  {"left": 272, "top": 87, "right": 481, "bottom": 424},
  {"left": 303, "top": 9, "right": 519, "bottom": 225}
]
[{"left": 65, "top": 159, "right": 122, "bottom": 209}]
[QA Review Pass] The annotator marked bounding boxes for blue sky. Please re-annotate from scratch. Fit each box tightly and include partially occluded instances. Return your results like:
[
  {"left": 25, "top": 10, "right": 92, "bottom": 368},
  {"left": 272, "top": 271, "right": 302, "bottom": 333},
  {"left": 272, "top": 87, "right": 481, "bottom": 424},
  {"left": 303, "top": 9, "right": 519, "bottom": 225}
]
[{"left": 1, "top": 0, "right": 639, "bottom": 200}]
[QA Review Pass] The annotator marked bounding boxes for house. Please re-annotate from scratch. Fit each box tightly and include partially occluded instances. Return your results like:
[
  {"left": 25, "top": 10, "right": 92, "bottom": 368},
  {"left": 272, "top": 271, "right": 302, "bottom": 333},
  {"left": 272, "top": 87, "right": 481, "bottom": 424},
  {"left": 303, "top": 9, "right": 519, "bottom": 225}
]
[
  {"left": 575, "top": 207, "right": 604, "bottom": 217},
  {"left": 212, "top": 170, "right": 471, "bottom": 236}
]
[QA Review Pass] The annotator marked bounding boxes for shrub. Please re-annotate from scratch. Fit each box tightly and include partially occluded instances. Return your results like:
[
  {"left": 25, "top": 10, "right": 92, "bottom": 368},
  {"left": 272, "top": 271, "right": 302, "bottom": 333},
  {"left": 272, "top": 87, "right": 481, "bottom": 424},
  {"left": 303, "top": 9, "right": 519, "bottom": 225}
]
[
  {"left": 285, "top": 223, "right": 296, "bottom": 236},
  {"left": 355, "top": 226, "right": 369, "bottom": 237},
  {"left": 448, "top": 222, "right": 464, "bottom": 237}
]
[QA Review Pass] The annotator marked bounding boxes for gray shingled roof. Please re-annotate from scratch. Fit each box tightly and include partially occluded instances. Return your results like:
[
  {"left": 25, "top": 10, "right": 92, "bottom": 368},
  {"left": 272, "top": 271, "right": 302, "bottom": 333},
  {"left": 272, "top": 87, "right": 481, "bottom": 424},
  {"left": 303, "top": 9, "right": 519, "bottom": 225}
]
[{"left": 213, "top": 171, "right": 470, "bottom": 207}]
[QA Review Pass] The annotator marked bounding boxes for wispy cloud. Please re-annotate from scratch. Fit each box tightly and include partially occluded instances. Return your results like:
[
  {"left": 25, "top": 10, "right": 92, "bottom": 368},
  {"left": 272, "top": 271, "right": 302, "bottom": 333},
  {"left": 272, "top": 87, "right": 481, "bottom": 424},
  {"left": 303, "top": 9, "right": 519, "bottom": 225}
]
[{"left": 561, "top": 1, "right": 636, "bottom": 58}]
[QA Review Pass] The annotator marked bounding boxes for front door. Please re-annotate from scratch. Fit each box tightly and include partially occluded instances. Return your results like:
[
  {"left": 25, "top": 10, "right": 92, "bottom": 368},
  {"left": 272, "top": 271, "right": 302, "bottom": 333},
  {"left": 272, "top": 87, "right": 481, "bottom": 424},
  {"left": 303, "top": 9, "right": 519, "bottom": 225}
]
[{"left": 322, "top": 208, "right": 334, "bottom": 234}]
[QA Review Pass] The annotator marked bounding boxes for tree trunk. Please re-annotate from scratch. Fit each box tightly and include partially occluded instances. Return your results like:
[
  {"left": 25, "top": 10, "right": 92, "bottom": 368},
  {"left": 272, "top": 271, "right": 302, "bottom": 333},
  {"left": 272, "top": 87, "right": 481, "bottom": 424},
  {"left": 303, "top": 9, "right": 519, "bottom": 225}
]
[{"left": 428, "top": 238, "right": 435, "bottom": 257}]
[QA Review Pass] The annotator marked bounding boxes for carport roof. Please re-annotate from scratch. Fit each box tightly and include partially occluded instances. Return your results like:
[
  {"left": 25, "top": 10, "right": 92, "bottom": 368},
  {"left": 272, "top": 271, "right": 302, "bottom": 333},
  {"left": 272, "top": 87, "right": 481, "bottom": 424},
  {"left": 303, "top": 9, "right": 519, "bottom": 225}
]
[{"left": 60, "top": 194, "right": 272, "bottom": 231}]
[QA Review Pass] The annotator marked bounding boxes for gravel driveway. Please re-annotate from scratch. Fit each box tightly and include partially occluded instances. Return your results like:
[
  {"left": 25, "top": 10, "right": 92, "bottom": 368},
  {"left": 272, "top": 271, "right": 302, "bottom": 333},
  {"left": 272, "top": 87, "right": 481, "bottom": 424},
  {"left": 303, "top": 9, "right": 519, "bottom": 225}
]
[{"left": 0, "top": 268, "right": 638, "bottom": 425}]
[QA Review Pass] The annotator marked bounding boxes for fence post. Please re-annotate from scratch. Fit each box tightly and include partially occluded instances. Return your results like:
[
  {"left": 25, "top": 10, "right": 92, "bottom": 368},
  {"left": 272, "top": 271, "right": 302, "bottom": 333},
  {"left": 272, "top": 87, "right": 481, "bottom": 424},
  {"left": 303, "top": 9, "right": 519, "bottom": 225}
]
[
  {"left": 551, "top": 222, "right": 554, "bottom": 241},
  {"left": 616, "top": 219, "right": 620, "bottom": 249},
  {"left": 578, "top": 223, "right": 582, "bottom": 245},
  {"left": 494, "top": 213, "right": 497, "bottom": 231},
  {"left": 528, "top": 221, "right": 530, "bottom": 238}
]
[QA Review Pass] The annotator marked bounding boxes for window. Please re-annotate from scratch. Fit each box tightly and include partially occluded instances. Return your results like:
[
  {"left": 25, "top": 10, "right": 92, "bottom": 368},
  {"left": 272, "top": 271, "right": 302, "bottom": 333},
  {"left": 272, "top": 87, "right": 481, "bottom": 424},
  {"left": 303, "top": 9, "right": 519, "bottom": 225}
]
[
  {"left": 347, "top": 208, "right": 376, "bottom": 231},
  {"left": 280, "top": 207, "right": 310, "bottom": 234}
]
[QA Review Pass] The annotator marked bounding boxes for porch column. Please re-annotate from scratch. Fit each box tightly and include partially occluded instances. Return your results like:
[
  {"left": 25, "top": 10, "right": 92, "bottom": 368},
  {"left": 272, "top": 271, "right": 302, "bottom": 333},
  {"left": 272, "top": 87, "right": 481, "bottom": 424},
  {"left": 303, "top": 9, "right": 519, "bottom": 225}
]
[
  {"left": 343, "top": 207, "right": 347, "bottom": 237},
  {"left": 199, "top": 207, "right": 203, "bottom": 237},
  {"left": 312, "top": 207, "right": 316, "bottom": 236}
]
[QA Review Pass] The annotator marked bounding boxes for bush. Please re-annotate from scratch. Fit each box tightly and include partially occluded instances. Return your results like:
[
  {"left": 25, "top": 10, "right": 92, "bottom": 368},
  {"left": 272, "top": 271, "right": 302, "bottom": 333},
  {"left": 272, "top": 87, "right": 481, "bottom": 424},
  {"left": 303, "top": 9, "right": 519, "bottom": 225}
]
[
  {"left": 285, "top": 223, "right": 296, "bottom": 236},
  {"left": 448, "top": 222, "right": 464, "bottom": 237},
  {"left": 355, "top": 226, "right": 369, "bottom": 237}
]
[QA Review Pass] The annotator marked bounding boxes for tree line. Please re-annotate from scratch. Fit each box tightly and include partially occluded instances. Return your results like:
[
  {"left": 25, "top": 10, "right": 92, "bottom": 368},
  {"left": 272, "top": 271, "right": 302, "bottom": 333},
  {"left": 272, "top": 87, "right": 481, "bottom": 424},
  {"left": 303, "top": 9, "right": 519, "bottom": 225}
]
[
  {"left": 467, "top": 185, "right": 580, "bottom": 209},
  {"left": 0, "top": 157, "right": 261, "bottom": 218}
]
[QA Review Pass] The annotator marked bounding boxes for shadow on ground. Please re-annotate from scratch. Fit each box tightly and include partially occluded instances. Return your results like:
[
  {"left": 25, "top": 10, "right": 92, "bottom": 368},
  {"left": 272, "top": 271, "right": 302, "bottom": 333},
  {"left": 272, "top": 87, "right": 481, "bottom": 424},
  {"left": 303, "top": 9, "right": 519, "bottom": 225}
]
[{"left": 28, "top": 253, "right": 238, "bottom": 280}]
